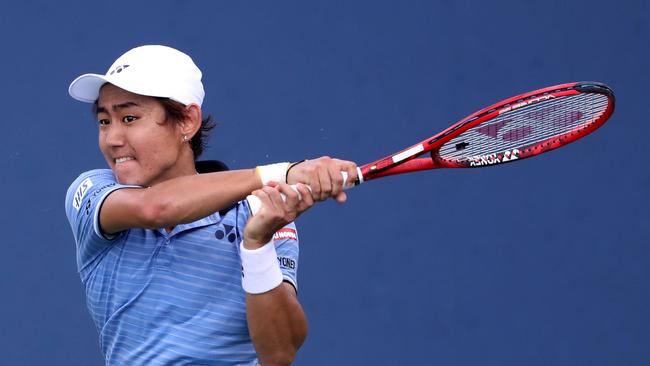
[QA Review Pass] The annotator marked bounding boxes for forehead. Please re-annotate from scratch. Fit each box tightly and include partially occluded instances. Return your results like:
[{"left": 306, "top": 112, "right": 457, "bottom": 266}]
[{"left": 97, "top": 84, "right": 160, "bottom": 112}]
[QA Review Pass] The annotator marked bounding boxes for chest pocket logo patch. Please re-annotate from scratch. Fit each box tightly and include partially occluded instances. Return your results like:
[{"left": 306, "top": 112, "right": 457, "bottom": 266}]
[{"left": 215, "top": 224, "right": 236, "bottom": 243}]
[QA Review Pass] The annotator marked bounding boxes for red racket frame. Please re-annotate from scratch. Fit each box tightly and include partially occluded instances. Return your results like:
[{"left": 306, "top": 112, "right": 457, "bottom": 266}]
[{"left": 358, "top": 81, "right": 615, "bottom": 182}]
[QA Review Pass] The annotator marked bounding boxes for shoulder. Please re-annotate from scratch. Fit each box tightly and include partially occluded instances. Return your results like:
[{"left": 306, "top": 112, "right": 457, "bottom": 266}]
[
  {"left": 66, "top": 169, "right": 116, "bottom": 195},
  {"left": 68, "top": 168, "right": 116, "bottom": 184},
  {"left": 64, "top": 169, "right": 118, "bottom": 214}
]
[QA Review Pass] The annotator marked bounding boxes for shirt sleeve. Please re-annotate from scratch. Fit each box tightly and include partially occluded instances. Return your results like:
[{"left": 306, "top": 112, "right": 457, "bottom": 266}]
[
  {"left": 64, "top": 169, "right": 139, "bottom": 279},
  {"left": 272, "top": 222, "right": 300, "bottom": 291}
]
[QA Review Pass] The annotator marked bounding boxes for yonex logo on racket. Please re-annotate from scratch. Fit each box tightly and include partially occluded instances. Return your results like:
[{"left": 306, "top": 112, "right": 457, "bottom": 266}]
[{"left": 468, "top": 149, "right": 520, "bottom": 167}]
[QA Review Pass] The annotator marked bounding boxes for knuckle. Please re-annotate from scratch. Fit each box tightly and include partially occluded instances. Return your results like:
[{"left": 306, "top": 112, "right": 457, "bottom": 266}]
[{"left": 286, "top": 188, "right": 298, "bottom": 199}]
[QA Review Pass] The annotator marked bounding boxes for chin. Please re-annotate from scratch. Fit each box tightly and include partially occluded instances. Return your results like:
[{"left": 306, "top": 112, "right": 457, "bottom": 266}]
[
  {"left": 113, "top": 171, "right": 145, "bottom": 186},
  {"left": 110, "top": 163, "right": 152, "bottom": 186}
]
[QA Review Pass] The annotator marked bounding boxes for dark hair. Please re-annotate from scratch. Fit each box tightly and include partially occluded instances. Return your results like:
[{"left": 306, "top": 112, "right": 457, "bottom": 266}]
[
  {"left": 155, "top": 97, "right": 216, "bottom": 159},
  {"left": 92, "top": 97, "right": 217, "bottom": 159}
]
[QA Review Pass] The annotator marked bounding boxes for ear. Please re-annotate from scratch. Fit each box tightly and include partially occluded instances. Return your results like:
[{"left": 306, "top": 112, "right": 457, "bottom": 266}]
[{"left": 177, "top": 103, "right": 202, "bottom": 139}]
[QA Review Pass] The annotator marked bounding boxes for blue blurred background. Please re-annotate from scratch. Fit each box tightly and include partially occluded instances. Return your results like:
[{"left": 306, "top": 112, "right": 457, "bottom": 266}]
[{"left": 1, "top": 1, "right": 648, "bottom": 365}]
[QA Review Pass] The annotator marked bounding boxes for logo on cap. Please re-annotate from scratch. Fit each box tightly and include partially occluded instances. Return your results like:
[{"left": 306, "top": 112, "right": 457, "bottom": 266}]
[{"left": 109, "top": 65, "right": 130, "bottom": 75}]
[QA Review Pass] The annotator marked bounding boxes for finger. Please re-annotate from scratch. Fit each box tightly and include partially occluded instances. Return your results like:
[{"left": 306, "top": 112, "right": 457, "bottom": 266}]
[
  {"left": 295, "top": 183, "right": 314, "bottom": 212},
  {"left": 317, "top": 167, "right": 331, "bottom": 201},
  {"left": 251, "top": 188, "right": 276, "bottom": 216},
  {"left": 276, "top": 183, "right": 300, "bottom": 210},
  {"left": 268, "top": 185, "right": 300, "bottom": 223},
  {"left": 343, "top": 161, "right": 359, "bottom": 187},
  {"left": 328, "top": 162, "right": 344, "bottom": 198},
  {"left": 307, "top": 169, "right": 322, "bottom": 201},
  {"left": 333, "top": 191, "right": 348, "bottom": 203},
  {"left": 260, "top": 186, "right": 283, "bottom": 215}
]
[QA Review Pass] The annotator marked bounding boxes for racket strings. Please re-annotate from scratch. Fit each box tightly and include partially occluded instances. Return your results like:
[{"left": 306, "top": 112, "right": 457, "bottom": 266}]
[{"left": 438, "top": 93, "right": 609, "bottom": 161}]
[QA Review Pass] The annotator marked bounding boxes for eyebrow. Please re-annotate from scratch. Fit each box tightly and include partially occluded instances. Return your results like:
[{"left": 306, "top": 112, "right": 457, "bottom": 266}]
[{"left": 96, "top": 101, "right": 141, "bottom": 115}]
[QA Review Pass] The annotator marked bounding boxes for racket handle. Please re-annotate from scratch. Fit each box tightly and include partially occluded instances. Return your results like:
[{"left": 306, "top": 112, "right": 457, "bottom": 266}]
[{"left": 246, "top": 168, "right": 363, "bottom": 215}]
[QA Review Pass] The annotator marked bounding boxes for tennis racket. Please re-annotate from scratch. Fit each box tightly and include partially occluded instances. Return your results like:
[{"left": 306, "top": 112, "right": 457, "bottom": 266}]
[{"left": 247, "top": 81, "right": 615, "bottom": 214}]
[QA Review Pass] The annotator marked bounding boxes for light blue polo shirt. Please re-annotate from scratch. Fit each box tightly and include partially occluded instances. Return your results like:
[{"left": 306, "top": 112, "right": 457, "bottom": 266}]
[{"left": 64, "top": 169, "right": 300, "bottom": 366}]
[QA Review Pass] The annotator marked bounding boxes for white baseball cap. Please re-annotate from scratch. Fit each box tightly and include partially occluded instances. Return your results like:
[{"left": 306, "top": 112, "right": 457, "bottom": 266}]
[{"left": 68, "top": 45, "right": 205, "bottom": 106}]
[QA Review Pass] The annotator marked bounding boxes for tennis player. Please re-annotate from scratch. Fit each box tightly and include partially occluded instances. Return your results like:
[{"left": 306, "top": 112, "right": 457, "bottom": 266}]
[{"left": 64, "top": 45, "right": 357, "bottom": 365}]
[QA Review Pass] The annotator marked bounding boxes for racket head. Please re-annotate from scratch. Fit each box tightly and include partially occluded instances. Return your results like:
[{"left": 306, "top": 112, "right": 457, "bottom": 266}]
[
  {"left": 360, "top": 81, "right": 615, "bottom": 181},
  {"left": 433, "top": 81, "right": 615, "bottom": 168}
]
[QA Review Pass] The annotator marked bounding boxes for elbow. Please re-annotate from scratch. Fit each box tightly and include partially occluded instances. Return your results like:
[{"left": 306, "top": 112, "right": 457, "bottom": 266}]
[
  {"left": 261, "top": 349, "right": 299, "bottom": 366},
  {"left": 264, "top": 328, "right": 308, "bottom": 366},
  {"left": 256, "top": 328, "right": 307, "bottom": 366},
  {"left": 139, "top": 196, "right": 173, "bottom": 229}
]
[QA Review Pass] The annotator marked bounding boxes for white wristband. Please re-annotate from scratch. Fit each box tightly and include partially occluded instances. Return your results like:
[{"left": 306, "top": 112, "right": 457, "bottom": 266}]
[
  {"left": 240, "top": 241, "right": 283, "bottom": 294},
  {"left": 256, "top": 162, "right": 290, "bottom": 185}
]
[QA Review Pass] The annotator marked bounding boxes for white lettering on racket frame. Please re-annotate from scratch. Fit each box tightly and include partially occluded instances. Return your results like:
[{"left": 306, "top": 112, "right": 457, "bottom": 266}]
[
  {"left": 498, "top": 94, "right": 555, "bottom": 114},
  {"left": 468, "top": 149, "right": 520, "bottom": 166},
  {"left": 392, "top": 144, "right": 425, "bottom": 163}
]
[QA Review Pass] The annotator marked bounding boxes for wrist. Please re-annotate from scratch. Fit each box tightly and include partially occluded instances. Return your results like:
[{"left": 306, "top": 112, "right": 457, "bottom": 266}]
[
  {"left": 240, "top": 240, "right": 283, "bottom": 294},
  {"left": 255, "top": 162, "right": 290, "bottom": 185},
  {"left": 285, "top": 159, "right": 307, "bottom": 184},
  {"left": 242, "top": 237, "right": 270, "bottom": 250}
]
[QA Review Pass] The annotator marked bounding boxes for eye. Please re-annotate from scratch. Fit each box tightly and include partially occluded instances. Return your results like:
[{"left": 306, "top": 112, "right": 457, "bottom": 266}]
[
  {"left": 98, "top": 119, "right": 110, "bottom": 126},
  {"left": 123, "top": 115, "right": 138, "bottom": 123}
]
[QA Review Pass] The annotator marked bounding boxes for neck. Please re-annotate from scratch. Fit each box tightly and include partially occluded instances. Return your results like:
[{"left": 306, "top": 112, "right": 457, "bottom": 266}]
[{"left": 146, "top": 148, "right": 197, "bottom": 187}]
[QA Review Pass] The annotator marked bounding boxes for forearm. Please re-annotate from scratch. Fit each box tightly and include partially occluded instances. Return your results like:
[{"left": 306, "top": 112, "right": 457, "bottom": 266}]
[
  {"left": 246, "top": 284, "right": 308, "bottom": 366},
  {"left": 239, "top": 162, "right": 356, "bottom": 364},
  {"left": 145, "top": 169, "right": 260, "bottom": 227}
]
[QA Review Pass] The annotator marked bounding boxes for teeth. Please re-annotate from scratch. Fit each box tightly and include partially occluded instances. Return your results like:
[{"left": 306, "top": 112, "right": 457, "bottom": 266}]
[{"left": 115, "top": 156, "right": 135, "bottom": 164}]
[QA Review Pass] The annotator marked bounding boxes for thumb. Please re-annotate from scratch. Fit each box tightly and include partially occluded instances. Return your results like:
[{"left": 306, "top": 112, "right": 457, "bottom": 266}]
[{"left": 334, "top": 191, "right": 347, "bottom": 203}]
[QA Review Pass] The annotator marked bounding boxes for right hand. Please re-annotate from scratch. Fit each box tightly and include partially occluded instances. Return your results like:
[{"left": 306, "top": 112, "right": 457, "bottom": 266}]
[{"left": 285, "top": 156, "right": 358, "bottom": 203}]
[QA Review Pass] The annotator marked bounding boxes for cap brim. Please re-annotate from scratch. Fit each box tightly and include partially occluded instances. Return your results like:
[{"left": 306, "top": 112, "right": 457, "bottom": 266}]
[{"left": 68, "top": 73, "right": 109, "bottom": 103}]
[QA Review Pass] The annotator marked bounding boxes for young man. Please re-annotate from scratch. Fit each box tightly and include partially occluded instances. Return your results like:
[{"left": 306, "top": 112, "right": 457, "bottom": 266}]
[{"left": 65, "top": 45, "right": 358, "bottom": 365}]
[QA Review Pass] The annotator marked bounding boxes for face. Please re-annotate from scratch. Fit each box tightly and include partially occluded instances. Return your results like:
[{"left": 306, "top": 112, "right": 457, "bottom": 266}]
[{"left": 96, "top": 84, "right": 189, "bottom": 186}]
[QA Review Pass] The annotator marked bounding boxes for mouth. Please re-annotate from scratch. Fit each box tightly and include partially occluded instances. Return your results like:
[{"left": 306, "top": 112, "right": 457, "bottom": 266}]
[{"left": 115, "top": 156, "right": 136, "bottom": 164}]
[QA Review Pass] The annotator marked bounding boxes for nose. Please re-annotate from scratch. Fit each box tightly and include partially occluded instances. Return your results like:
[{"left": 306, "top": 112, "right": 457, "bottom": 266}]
[{"left": 104, "top": 123, "right": 125, "bottom": 147}]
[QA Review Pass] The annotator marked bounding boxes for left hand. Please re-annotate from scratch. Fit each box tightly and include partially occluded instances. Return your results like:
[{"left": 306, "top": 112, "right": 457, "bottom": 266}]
[{"left": 243, "top": 182, "right": 314, "bottom": 249}]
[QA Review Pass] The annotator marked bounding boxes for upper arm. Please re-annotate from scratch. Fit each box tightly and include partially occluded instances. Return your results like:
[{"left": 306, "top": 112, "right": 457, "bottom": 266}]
[
  {"left": 64, "top": 170, "right": 138, "bottom": 274},
  {"left": 65, "top": 170, "right": 146, "bottom": 239},
  {"left": 99, "top": 187, "right": 158, "bottom": 235}
]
